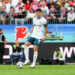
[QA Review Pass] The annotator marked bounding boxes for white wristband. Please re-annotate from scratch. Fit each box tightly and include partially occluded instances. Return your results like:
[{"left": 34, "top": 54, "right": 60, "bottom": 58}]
[{"left": 43, "top": 36, "right": 45, "bottom": 38}]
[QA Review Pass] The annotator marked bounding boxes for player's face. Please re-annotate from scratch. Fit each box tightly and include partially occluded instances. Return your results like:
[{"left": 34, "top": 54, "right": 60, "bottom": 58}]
[{"left": 36, "top": 11, "right": 42, "bottom": 18}]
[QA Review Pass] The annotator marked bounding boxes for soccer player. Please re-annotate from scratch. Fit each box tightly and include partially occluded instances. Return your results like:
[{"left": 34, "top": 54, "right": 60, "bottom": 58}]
[{"left": 24, "top": 9, "right": 48, "bottom": 68}]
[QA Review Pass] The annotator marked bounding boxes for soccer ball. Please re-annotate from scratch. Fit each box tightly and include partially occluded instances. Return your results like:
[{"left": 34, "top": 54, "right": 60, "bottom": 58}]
[{"left": 17, "top": 62, "right": 24, "bottom": 68}]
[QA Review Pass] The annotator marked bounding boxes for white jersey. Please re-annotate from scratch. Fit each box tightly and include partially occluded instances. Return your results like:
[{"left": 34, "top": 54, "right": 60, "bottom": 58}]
[{"left": 31, "top": 17, "right": 47, "bottom": 39}]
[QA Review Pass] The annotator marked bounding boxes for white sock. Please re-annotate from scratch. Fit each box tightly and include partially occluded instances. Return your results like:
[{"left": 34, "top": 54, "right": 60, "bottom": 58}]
[
  {"left": 24, "top": 45, "right": 29, "bottom": 61},
  {"left": 32, "top": 51, "right": 38, "bottom": 65}
]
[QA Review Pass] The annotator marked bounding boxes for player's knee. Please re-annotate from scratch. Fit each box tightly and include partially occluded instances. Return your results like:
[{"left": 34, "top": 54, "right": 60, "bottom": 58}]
[
  {"left": 33, "top": 46, "right": 39, "bottom": 51},
  {"left": 24, "top": 42, "right": 31, "bottom": 46},
  {"left": 34, "top": 49, "right": 38, "bottom": 51}
]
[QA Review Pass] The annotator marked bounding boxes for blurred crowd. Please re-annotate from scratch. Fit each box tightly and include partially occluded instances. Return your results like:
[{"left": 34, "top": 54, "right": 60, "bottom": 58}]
[{"left": 0, "top": 0, "right": 75, "bottom": 24}]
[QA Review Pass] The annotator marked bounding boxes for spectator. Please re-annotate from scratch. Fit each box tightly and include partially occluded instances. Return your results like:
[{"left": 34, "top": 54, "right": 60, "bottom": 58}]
[
  {"left": 58, "top": 7, "right": 66, "bottom": 23},
  {"left": 15, "top": 7, "right": 27, "bottom": 25},
  {"left": 41, "top": 2, "right": 49, "bottom": 17},
  {"left": 73, "top": 0, "right": 75, "bottom": 7},
  {"left": 53, "top": 0, "right": 57, "bottom": 3},
  {"left": 55, "top": 2, "right": 61, "bottom": 18},
  {"left": 32, "top": 0, "right": 38, "bottom": 11},
  {"left": 0, "top": 29, "right": 7, "bottom": 64},
  {"left": 67, "top": 7, "right": 75, "bottom": 23},
  {"left": 5, "top": 0, "right": 12, "bottom": 13},
  {"left": 5, "top": 0, "right": 10, "bottom": 4},
  {"left": 11, "top": 0, "right": 19, "bottom": 7},
  {"left": 8, "top": 6, "right": 15, "bottom": 24},
  {"left": 1, "top": 0, "right": 5, "bottom": 6},
  {"left": 0, "top": 0, "right": 3, "bottom": 7},
  {"left": 35, "top": 0, "right": 40, "bottom": 3},
  {"left": 0, "top": 0, "right": 74, "bottom": 24},
  {"left": 38, "top": 0, "right": 47, "bottom": 7},
  {"left": 47, "top": 0, "right": 55, "bottom": 9},
  {"left": 18, "top": 0, "right": 24, "bottom": 7},
  {"left": 48, "top": 5, "right": 56, "bottom": 24},
  {"left": 55, "top": 2, "right": 61, "bottom": 11},
  {"left": 50, "top": 5, "right": 56, "bottom": 19},
  {"left": 15, "top": 3, "right": 21, "bottom": 13},
  {"left": 27, "top": 9, "right": 35, "bottom": 19},
  {"left": 22, "top": 0, "right": 32, "bottom": 3},
  {"left": 46, "top": 0, "right": 50, "bottom": 4},
  {"left": 64, "top": 0, "right": 73, "bottom": 9},
  {"left": 53, "top": 49, "right": 65, "bottom": 65},
  {"left": 38, "top": 5, "right": 41, "bottom": 9},
  {"left": 24, "top": 0, "right": 32, "bottom": 11},
  {"left": 0, "top": 6, "right": 7, "bottom": 24},
  {"left": 27, "top": 9, "right": 35, "bottom": 24},
  {"left": 68, "top": 0, "right": 73, "bottom": 7},
  {"left": 40, "top": 48, "right": 65, "bottom": 65},
  {"left": 64, "top": 0, "right": 69, "bottom": 9},
  {"left": 10, "top": 41, "right": 23, "bottom": 64},
  {"left": 60, "top": 0, "right": 65, "bottom": 6},
  {"left": 22, "top": 0, "right": 26, "bottom": 3}
]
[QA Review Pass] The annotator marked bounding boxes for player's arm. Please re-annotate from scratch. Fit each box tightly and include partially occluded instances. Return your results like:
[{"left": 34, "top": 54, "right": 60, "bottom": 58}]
[
  {"left": 42, "top": 24, "right": 48, "bottom": 41},
  {"left": 44, "top": 26, "right": 48, "bottom": 37},
  {"left": 29, "top": 26, "right": 34, "bottom": 33},
  {"left": 27, "top": 26, "right": 34, "bottom": 39}
]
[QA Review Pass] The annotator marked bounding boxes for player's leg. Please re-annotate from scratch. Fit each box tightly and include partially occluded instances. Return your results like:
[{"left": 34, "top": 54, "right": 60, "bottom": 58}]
[
  {"left": 24, "top": 37, "right": 34, "bottom": 65},
  {"left": 24, "top": 42, "right": 31, "bottom": 65},
  {"left": 30, "top": 39, "right": 41, "bottom": 68},
  {"left": 30, "top": 45, "right": 39, "bottom": 68}
]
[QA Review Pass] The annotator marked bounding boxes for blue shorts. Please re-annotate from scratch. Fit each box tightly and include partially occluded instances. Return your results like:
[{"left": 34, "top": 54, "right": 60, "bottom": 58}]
[{"left": 27, "top": 37, "right": 42, "bottom": 47}]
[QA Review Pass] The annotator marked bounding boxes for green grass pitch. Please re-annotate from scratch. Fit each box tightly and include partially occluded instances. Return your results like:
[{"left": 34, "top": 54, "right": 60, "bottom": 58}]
[{"left": 0, "top": 65, "right": 75, "bottom": 75}]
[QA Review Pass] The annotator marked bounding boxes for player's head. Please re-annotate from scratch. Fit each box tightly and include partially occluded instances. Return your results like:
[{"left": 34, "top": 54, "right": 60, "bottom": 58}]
[
  {"left": 0, "top": 29, "right": 3, "bottom": 34},
  {"left": 35, "top": 9, "right": 43, "bottom": 18}
]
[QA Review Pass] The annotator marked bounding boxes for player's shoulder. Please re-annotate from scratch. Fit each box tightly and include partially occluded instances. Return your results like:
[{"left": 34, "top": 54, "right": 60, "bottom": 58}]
[
  {"left": 33, "top": 17, "right": 37, "bottom": 20},
  {"left": 41, "top": 17, "right": 47, "bottom": 23},
  {"left": 41, "top": 17, "right": 45, "bottom": 19},
  {"left": 41, "top": 17, "right": 47, "bottom": 21}
]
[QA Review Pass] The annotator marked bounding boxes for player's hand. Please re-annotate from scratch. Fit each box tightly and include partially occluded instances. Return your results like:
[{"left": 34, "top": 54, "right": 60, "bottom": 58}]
[{"left": 42, "top": 38, "right": 45, "bottom": 42}]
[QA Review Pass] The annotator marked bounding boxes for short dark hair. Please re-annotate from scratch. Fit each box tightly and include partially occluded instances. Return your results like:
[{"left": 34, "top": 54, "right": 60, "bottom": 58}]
[{"left": 36, "top": 9, "right": 42, "bottom": 12}]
